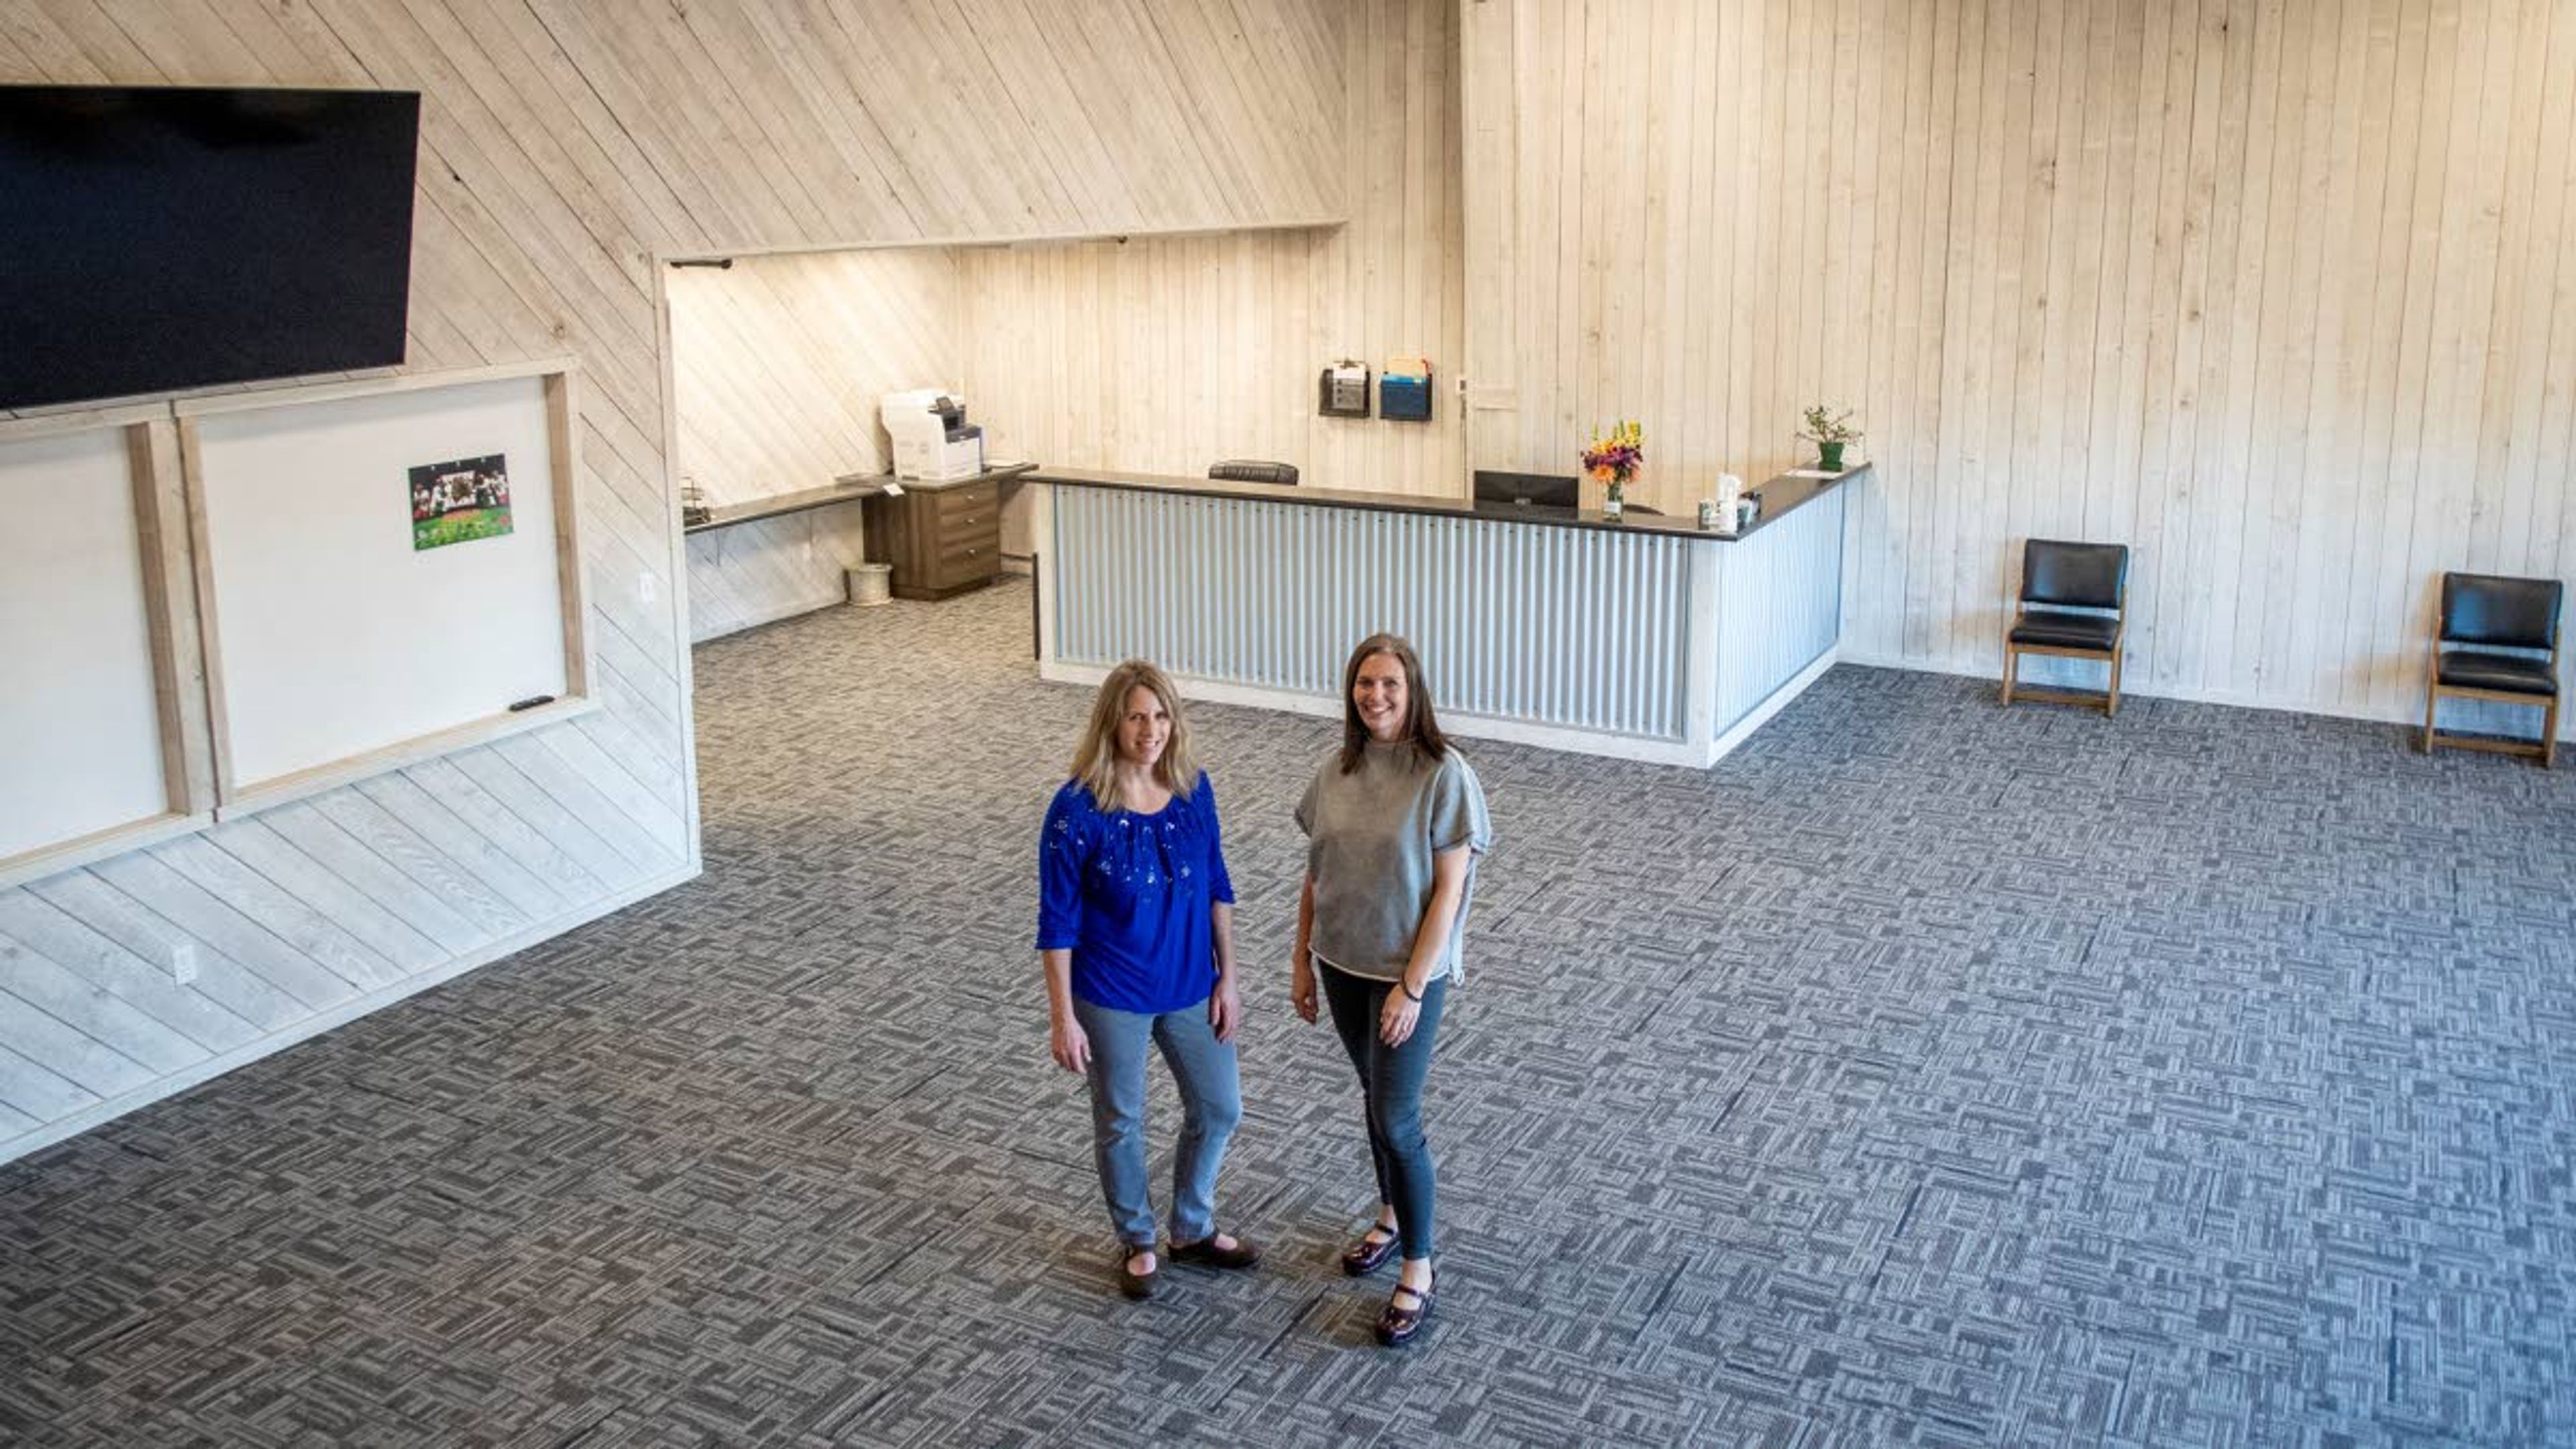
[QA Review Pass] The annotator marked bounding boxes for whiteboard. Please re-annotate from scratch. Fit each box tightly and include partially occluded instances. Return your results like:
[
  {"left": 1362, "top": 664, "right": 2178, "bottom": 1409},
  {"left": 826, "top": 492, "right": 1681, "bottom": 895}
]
[
  {"left": 0, "top": 426, "right": 170, "bottom": 859},
  {"left": 192, "top": 374, "right": 570, "bottom": 792}
]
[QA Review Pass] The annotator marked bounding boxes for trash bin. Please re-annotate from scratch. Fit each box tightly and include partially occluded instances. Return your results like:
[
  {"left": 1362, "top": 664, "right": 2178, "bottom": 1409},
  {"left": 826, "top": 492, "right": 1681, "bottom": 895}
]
[{"left": 847, "top": 561, "right": 893, "bottom": 607}]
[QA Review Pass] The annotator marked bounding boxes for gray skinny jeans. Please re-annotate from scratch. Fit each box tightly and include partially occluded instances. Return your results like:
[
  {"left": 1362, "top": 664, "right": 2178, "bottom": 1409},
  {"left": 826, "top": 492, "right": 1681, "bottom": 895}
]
[
  {"left": 1071, "top": 994, "right": 1242, "bottom": 1247},
  {"left": 1319, "top": 961, "right": 1447, "bottom": 1262}
]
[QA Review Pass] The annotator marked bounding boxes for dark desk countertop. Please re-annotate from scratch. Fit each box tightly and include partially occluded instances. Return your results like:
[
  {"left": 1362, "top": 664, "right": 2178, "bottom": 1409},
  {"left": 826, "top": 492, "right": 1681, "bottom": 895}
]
[
  {"left": 685, "top": 462, "right": 1036, "bottom": 535},
  {"left": 1023, "top": 462, "right": 1869, "bottom": 541}
]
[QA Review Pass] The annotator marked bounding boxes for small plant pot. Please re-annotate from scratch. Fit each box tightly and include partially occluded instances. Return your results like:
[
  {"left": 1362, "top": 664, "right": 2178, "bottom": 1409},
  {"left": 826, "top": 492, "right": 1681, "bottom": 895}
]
[{"left": 1817, "top": 440, "right": 1848, "bottom": 472}]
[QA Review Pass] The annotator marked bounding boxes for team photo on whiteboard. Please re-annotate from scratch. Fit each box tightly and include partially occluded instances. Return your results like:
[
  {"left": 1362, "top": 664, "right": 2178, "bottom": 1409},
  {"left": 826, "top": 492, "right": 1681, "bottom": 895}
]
[{"left": 407, "top": 452, "right": 514, "bottom": 551}]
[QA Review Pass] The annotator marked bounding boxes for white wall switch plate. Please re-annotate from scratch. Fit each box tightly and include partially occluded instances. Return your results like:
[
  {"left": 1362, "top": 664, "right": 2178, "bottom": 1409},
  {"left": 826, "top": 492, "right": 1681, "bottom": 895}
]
[
  {"left": 170, "top": 941, "right": 197, "bottom": 984},
  {"left": 638, "top": 571, "right": 658, "bottom": 606}
]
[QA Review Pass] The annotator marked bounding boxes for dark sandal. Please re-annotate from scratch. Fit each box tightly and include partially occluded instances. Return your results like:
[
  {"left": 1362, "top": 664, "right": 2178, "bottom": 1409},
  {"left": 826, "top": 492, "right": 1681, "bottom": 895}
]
[
  {"left": 1375, "top": 1276, "right": 1434, "bottom": 1346},
  {"left": 1170, "top": 1233, "right": 1263, "bottom": 1270},
  {"left": 1340, "top": 1222, "right": 1399, "bottom": 1277},
  {"left": 1115, "top": 1244, "right": 1159, "bottom": 1300}
]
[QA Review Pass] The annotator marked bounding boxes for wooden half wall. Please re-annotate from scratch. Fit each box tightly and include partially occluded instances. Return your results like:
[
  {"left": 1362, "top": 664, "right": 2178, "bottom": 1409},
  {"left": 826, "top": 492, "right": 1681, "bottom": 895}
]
[
  {"left": 1463, "top": 0, "right": 2576, "bottom": 732},
  {"left": 0, "top": 0, "right": 1403, "bottom": 1164}
]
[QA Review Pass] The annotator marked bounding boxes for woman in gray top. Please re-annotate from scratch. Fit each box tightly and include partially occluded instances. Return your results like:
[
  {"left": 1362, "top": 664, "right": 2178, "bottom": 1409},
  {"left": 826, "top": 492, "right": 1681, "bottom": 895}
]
[{"left": 1291, "top": 633, "right": 1492, "bottom": 1346}]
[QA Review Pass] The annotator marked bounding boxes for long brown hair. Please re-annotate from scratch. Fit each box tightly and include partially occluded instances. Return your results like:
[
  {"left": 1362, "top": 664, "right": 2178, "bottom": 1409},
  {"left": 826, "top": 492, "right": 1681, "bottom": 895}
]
[
  {"left": 1071, "top": 659, "right": 1199, "bottom": 811},
  {"left": 1338, "top": 633, "right": 1450, "bottom": 773}
]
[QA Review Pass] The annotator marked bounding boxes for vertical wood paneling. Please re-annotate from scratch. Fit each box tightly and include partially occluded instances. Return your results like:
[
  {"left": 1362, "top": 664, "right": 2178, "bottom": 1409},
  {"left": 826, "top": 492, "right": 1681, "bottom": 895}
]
[
  {"left": 962, "top": 0, "right": 1464, "bottom": 534},
  {"left": 1, "top": 0, "right": 1379, "bottom": 1162},
  {"left": 960, "top": 231, "right": 1320, "bottom": 488},
  {"left": 1468, "top": 0, "right": 2576, "bottom": 735}
]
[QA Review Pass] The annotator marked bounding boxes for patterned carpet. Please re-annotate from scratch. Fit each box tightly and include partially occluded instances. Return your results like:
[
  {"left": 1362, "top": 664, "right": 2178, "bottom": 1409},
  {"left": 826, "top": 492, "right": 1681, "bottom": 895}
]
[{"left": 5, "top": 578, "right": 2575, "bottom": 1447}]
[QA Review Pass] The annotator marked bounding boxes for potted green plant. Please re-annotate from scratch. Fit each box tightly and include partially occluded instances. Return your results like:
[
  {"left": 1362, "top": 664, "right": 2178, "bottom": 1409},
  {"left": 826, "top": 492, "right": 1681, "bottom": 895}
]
[{"left": 1797, "top": 405, "right": 1862, "bottom": 472}]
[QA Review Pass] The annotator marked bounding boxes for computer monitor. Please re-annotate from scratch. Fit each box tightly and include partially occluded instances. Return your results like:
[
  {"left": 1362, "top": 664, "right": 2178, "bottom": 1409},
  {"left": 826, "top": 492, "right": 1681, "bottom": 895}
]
[{"left": 1472, "top": 470, "right": 1580, "bottom": 511}]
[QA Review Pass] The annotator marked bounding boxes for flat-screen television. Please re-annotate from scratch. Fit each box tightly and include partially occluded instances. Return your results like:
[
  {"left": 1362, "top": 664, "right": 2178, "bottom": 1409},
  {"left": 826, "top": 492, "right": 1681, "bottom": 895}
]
[{"left": 0, "top": 86, "right": 419, "bottom": 411}]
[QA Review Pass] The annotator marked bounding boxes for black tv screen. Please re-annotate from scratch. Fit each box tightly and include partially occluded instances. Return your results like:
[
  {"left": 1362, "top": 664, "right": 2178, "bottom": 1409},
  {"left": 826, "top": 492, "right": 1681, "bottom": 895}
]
[{"left": 0, "top": 86, "right": 419, "bottom": 411}]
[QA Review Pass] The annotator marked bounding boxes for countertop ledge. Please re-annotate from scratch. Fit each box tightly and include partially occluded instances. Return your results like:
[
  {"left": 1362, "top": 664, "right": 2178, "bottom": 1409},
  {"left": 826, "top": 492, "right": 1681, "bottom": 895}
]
[
  {"left": 686, "top": 462, "right": 1037, "bottom": 534},
  {"left": 1024, "top": 462, "right": 1870, "bottom": 541}
]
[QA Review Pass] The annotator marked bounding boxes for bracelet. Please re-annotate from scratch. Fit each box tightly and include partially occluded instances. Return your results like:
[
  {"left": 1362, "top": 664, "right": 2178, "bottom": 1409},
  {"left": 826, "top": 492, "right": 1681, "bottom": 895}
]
[{"left": 1401, "top": 978, "right": 1424, "bottom": 1003}]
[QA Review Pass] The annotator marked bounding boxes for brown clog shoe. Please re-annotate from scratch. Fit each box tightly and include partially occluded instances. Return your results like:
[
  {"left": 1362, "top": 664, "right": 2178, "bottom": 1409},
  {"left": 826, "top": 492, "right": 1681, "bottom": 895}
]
[
  {"left": 1340, "top": 1222, "right": 1399, "bottom": 1277},
  {"left": 1115, "top": 1244, "right": 1159, "bottom": 1300},
  {"left": 1374, "top": 1274, "right": 1433, "bottom": 1346},
  {"left": 1170, "top": 1233, "right": 1263, "bottom": 1270}
]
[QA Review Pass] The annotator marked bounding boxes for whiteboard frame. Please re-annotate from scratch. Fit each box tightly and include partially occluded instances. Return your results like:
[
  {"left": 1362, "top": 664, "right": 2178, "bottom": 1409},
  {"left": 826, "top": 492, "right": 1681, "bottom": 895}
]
[
  {"left": 174, "top": 358, "right": 596, "bottom": 820},
  {"left": 0, "top": 407, "right": 219, "bottom": 891}
]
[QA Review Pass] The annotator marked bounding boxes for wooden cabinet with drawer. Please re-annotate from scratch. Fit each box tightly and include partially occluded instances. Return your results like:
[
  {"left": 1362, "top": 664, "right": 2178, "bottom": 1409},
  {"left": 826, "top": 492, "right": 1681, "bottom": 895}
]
[{"left": 861, "top": 475, "right": 1004, "bottom": 600}]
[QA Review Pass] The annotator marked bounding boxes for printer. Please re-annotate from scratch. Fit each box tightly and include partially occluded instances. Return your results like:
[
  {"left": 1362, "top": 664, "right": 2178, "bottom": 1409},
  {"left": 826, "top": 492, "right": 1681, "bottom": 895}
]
[{"left": 881, "top": 389, "right": 987, "bottom": 482}]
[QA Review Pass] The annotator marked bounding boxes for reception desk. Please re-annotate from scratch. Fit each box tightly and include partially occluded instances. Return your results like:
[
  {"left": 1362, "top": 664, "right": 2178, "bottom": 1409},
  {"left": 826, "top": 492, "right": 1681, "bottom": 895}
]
[{"left": 1026, "top": 464, "right": 1868, "bottom": 767}]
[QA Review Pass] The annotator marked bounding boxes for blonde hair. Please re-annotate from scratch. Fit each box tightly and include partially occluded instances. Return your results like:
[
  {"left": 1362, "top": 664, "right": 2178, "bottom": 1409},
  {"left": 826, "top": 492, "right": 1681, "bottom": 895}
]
[{"left": 1071, "top": 659, "right": 1199, "bottom": 812}]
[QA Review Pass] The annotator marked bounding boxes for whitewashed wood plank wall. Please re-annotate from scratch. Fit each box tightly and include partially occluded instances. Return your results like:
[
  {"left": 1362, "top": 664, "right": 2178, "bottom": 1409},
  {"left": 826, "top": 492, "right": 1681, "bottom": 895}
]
[
  {"left": 669, "top": 0, "right": 1456, "bottom": 633},
  {"left": 960, "top": 0, "right": 1464, "bottom": 542},
  {"left": 0, "top": 0, "right": 1394, "bottom": 1163},
  {"left": 959, "top": 70, "right": 1468, "bottom": 497},
  {"left": 16, "top": 0, "right": 2563, "bottom": 1161},
  {"left": 671, "top": 249, "right": 961, "bottom": 641},
  {"left": 1464, "top": 0, "right": 2576, "bottom": 733},
  {"left": 682, "top": 221, "right": 1456, "bottom": 635}
]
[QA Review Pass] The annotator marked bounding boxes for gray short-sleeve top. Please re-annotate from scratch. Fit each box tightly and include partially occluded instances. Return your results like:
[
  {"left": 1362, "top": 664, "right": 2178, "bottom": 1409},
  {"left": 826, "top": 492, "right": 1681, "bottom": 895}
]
[{"left": 1295, "top": 739, "right": 1493, "bottom": 983}]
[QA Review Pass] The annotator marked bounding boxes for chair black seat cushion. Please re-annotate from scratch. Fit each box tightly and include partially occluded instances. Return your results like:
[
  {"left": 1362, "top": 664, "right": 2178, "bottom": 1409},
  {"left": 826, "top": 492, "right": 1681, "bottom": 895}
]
[
  {"left": 2436, "top": 649, "right": 2559, "bottom": 696},
  {"left": 2009, "top": 610, "right": 2120, "bottom": 651},
  {"left": 1209, "top": 460, "right": 1299, "bottom": 486}
]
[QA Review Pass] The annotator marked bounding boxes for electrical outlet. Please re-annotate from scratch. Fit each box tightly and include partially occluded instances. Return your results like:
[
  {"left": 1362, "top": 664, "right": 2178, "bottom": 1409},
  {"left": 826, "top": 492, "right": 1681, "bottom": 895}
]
[
  {"left": 638, "top": 570, "right": 658, "bottom": 606},
  {"left": 170, "top": 941, "right": 197, "bottom": 985}
]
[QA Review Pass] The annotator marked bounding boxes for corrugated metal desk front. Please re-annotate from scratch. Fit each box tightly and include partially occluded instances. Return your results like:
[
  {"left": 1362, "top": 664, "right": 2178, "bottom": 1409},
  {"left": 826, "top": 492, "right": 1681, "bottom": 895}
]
[{"left": 1024, "top": 464, "right": 1869, "bottom": 767}]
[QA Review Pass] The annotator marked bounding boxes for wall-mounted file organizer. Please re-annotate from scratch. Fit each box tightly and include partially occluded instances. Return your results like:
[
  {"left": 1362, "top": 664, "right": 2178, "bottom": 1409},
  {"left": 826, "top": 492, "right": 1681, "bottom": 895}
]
[
  {"left": 1320, "top": 361, "right": 1372, "bottom": 418},
  {"left": 1381, "top": 356, "right": 1433, "bottom": 422}
]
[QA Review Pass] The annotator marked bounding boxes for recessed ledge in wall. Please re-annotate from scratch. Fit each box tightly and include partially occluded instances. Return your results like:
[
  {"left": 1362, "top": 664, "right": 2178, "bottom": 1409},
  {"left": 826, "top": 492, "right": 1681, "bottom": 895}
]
[{"left": 657, "top": 216, "right": 1348, "bottom": 268}]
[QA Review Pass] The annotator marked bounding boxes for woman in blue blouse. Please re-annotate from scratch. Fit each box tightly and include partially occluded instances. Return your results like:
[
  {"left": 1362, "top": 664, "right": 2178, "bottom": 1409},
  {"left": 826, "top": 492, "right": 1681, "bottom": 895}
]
[{"left": 1038, "top": 659, "right": 1261, "bottom": 1299}]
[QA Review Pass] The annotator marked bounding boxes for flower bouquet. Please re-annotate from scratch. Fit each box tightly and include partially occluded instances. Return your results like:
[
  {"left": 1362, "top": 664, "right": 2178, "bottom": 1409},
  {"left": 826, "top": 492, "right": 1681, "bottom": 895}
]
[{"left": 1582, "top": 419, "right": 1644, "bottom": 519}]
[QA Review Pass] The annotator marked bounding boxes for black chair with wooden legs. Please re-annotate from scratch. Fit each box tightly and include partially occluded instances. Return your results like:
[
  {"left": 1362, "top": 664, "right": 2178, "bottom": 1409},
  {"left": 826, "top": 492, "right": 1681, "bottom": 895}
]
[
  {"left": 2002, "top": 539, "right": 2130, "bottom": 717},
  {"left": 2422, "top": 572, "right": 2562, "bottom": 768}
]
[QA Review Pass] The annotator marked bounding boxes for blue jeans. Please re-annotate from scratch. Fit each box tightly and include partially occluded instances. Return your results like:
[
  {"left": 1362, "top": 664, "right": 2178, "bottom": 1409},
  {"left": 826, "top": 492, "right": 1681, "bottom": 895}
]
[
  {"left": 1071, "top": 994, "right": 1242, "bottom": 1247},
  {"left": 1319, "top": 962, "right": 1446, "bottom": 1261}
]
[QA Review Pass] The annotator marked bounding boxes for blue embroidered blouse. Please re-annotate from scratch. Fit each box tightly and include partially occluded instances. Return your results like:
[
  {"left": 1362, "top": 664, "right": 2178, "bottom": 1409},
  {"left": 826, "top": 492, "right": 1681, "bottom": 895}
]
[{"left": 1036, "top": 771, "right": 1236, "bottom": 1013}]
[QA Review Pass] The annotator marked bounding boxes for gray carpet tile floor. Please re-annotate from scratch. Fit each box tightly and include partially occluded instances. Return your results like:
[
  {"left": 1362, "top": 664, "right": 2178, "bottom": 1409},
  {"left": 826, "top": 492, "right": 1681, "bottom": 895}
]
[{"left": 5, "top": 577, "right": 2576, "bottom": 1448}]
